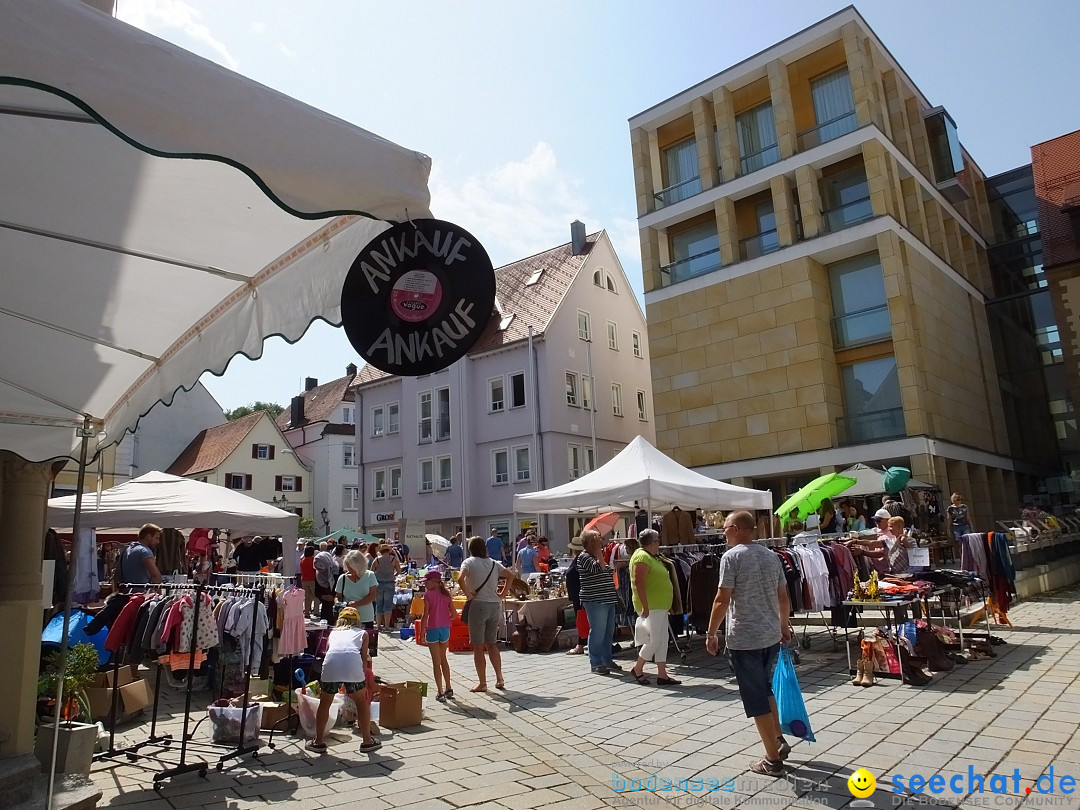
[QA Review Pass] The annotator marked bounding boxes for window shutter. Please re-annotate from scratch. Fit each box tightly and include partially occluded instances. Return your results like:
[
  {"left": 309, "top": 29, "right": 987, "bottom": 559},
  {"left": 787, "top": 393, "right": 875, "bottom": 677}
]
[
  {"left": 252, "top": 444, "right": 258, "bottom": 459},
  {"left": 244, "top": 474, "right": 252, "bottom": 490},
  {"left": 275, "top": 475, "right": 282, "bottom": 491},
  {"left": 269, "top": 445, "right": 276, "bottom": 459},
  {"left": 295, "top": 476, "right": 303, "bottom": 493}
]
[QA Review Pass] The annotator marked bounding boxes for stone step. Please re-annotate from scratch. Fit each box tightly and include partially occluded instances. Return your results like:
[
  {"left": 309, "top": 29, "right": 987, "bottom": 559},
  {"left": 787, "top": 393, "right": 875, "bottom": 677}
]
[
  {"left": 0, "top": 755, "right": 38, "bottom": 808},
  {"left": 8, "top": 774, "right": 101, "bottom": 810}
]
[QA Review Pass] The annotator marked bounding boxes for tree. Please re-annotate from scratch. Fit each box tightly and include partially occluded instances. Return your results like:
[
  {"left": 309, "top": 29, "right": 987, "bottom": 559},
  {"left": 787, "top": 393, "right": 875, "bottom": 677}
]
[
  {"left": 226, "top": 401, "right": 284, "bottom": 421},
  {"left": 298, "top": 516, "right": 316, "bottom": 538}
]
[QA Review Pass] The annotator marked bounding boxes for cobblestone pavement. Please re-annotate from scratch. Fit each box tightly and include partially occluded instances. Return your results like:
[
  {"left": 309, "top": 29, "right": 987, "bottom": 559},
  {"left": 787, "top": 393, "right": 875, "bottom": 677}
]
[{"left": 89, "top": 587, "right": 1080, "bottom": 810}]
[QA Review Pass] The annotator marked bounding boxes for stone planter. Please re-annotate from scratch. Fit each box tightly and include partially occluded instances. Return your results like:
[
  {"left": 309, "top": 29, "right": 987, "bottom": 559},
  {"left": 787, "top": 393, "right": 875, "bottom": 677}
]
[{"left": 34, "top": 721, "right": 97, "bottom": 774}]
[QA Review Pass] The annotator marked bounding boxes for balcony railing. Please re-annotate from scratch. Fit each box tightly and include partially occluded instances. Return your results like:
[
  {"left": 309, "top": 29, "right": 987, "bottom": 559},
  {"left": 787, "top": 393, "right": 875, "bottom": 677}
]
[
  {"left": 822, "top": 195, "right": 874, "bottom": 233},
  {"left": 653, "top": 175, "right": 702, "bottom": 209},
  {"left": 739, "top": 229, "right": 781, "bottom": 261},
  {"left": 659, "top": 247, "right": 723, "bottom": 287},
  {"left": 833, "top": 303, "right": 891, "bottom": 348},
  {"left": 836, "top": 407, "right": 906, "bottom": 446},
  {"left": 798, "top": 111, "right": 858, "bottom": 151},
  {"left": 739, "top": 144, "right": 780, "bottom": 176}
]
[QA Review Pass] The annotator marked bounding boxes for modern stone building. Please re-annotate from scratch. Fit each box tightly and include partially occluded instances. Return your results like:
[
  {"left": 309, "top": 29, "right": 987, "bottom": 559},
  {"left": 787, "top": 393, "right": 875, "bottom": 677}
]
[{"left": 629, "top": 6, "right": 1037, "bottom": 527}]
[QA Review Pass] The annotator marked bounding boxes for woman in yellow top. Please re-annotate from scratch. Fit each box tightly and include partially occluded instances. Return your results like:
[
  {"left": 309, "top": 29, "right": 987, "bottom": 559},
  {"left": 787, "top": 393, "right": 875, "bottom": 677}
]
[{"left": 628, "top": 529, "right": 680, "bottom": 686}]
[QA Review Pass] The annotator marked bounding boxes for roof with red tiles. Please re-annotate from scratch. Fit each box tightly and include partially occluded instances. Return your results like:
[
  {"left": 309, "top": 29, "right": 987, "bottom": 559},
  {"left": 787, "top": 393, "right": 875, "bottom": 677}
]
[
  {"left": 166, "top": 411, "right": 263, "bottom": 477},
  {"left": 353, "top": 231, "right": 599, "bottom": 387},
  {"left": 276, "top": 372, "right": 356, "bottom": 431}
]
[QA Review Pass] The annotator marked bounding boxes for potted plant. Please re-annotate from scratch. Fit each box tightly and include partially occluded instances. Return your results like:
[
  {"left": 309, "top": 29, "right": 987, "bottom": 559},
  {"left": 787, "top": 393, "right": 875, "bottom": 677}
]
[{"left": 34, "top": 643, "right": 100, "bottom": 773}]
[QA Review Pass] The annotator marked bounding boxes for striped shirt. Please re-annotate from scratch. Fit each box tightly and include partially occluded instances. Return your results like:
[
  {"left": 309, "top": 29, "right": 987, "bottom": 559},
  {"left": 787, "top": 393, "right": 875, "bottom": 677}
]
[{"left": 575, "top": 551, "right": 618, "bottom": 604}]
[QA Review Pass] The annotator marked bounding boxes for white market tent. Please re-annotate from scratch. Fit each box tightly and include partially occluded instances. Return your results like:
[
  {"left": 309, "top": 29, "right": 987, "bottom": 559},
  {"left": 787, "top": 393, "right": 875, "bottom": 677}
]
[
  {"left": 47, "top": 471, "right": 298, "bottom": 541},
  {"left": 0, "top": 0, "right": 432, "bottom": 464},
  {"left": 838, "top": 463, "right": 938, "bottom": 497},
  {"left": 513, "top": 435, "right": 773, "bottom": 514}
]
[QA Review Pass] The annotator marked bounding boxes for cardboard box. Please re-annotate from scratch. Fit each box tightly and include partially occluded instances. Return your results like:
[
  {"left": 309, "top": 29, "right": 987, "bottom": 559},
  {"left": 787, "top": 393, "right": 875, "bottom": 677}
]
[
  {"left": 85, "top": 676, "right": 151, "bottom": 721},
  {"left": 92, "top": 664, "right": 137, "bottom": 689},
  {"left": 378, "top": 681, "right": 424, "bottom": 729},
  {"left": 256, "top": 701, "right": 296, "bottom": 730}
]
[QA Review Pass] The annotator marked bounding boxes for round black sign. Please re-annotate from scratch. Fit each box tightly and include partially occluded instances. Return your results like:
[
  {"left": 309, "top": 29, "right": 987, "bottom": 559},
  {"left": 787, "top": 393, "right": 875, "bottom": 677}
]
[{"left": 341, "top": 219, "right": 496, "bottom": 376}]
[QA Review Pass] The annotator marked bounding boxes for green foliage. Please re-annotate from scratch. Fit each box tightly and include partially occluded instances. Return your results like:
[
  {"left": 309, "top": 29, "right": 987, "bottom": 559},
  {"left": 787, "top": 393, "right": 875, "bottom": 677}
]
[
  {"left": 298, "top": 516, "right": 316, "bottom": 538},
  {"left": 37, "top": 642, "right": 99, "bottom": 720},
  {"left": 225, "top": 401, "right": 284, "bottom": 421}
]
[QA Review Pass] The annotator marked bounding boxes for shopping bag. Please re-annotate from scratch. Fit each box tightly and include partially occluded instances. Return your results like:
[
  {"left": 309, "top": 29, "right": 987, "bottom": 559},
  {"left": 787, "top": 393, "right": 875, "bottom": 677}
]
[{"left": 771, "top": 645, "right": 815, "bottom": 742}]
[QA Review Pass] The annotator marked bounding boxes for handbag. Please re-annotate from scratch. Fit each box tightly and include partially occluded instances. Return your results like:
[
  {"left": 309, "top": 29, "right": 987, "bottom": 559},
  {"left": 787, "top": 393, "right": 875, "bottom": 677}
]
[
  {"left": 771, "top": 645, "right": 816, "bottom": 742},
  {"left": 461, "top": 560, "right": 496, "bottom": 623}
]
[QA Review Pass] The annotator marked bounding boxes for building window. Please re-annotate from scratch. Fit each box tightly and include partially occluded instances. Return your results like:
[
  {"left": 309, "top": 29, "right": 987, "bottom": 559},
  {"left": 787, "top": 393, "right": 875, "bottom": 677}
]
[
  {"left": 636, "top": 390, "right": 648, "bottom": 421},
  {"left": 736, "top": 102, "right": 779, "bottom": 175},
  {"left": 612, "top": 383, "right": 623, "bottom": 416},
  {"left": 277, "top": 475, "right": 301, "bottom": 492},
  {"left": 226, "top": 473, "right": 250, "bottom": 491},
  {"left": 665, "top": 221, "right": 721, "bottom": 286},
  {"left": 632, "top": 332, "right": 643, "bottom": 359},
  {"left": 658, "top": 137, "right": 702, "bottom": 206},
  {"left": 489, "top": 377, "right": 505, "bottom": 412},
  {"left": 582, "top": 375, "right": 595, "bottom": 411},
  {"left": 924, "top": 108, "right": 965, "bottom": 186},
  {"left": 342, "top": 407, "right": 352, "bottom": 424},
  {"left": 584, "top": 445, "right": 596, "bottom": 475},
  {"left": 565, "top": 371, "right": 580, "bottom": 407},
  {"left": 808, "top": 68, "right": 857, "bottom": 146},
  {"left": 567, "top": 444, "right": 582, "bottom": 479},
  {"left": 593, "top": 269, "right": 604, "bottom": 288},
  {"left": 493, "top": 449, "right": 509, "bottom": 485},
  {"left": 437, "top": 455, "right": 452, "bottom": 491},
  {"left": 840, "top": 356, "right": 905, "bottom": 444},
  {"left": 514, "top": 445, "right": 531, "bottom": 482},
  {"left": 605, "top": 272, "right": 617, "bottom": 293},
  {"left": 419, "top": 458, "right": 433, "bottom": 493},
  {"left": 607, "top": 321, "right": 618, "bottom": 351},
  {"left": 389, "top": 465, "right": 402, "bottom": 498},
  {"left": 343, "top": 485, "right": 359, "bottom": 510},
  {"left": 509, "top": 372, "right": 526, "bottom": 408},
  {"left": 436, "top": 386, "right": 451, "bottom": 440},
  {"left": 577, "top": 310, "right": 591, "bottom": 342},
  {"left": 373, "top": 468, "right": 386, "bottom": 501},
  {"left": 252, "top": 443, "right": 274, "bottom": 460},
  {"left": 387, "top": 402, "right": 400, "bottom": 435},
  {"left": 418, "top": 391, "right": 432, "bottom": 443},
  {"left": 343, "top": 443, "right": 355, "bottom": 467},
  {"left": 828, "top": 252, "right": 891, "bottom": 348},
  {"left": 371, "top": 405, "right": 385, "bottom": 437},
  {"left": 821, "top": 165, "right": 872, "bottom": 232}
]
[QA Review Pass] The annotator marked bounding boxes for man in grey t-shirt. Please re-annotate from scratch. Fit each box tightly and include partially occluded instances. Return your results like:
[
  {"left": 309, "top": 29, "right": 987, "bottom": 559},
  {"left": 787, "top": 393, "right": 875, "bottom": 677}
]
[{"left": 705, "top": 511, "right": 792, "bottom": 777}]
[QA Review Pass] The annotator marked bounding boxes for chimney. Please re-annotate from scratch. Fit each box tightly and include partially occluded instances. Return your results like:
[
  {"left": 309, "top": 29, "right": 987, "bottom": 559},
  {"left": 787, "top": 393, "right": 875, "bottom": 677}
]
[
  {"left": 290, "top": 395, "right": 305, "bottom": 427},
  {"left": 570, "top": 220, "right": 586, "bottom": 255},
  {"left": 304, "top": 377, "right": 318, "bottom": 391},
  {"left": 346, "top": 363, "right": 358, "bottom": 377}
]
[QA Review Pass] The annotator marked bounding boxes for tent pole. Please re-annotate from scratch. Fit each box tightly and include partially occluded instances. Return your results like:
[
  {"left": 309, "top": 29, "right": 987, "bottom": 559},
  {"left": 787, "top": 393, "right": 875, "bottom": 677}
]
[{"left": 47, "top": 416, "right": 93, "bottom": 810}]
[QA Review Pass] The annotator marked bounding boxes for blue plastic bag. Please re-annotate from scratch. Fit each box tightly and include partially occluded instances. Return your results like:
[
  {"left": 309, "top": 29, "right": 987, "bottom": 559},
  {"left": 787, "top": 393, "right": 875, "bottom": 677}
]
[{"left": 772, "top": 645, "right": 815, "bottom": 742}]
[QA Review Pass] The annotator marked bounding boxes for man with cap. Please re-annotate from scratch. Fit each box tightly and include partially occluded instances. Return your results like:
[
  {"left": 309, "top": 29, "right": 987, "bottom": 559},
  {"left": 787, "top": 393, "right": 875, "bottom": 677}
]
[{"left": 845, "top": 509, "right": 893, "bottom": 575}]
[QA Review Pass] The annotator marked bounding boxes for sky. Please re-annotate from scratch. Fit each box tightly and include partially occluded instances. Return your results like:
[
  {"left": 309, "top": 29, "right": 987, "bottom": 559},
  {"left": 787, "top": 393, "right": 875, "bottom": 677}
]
[{"left": 114, "top": 0, "right": 1080, "bottom": 413}]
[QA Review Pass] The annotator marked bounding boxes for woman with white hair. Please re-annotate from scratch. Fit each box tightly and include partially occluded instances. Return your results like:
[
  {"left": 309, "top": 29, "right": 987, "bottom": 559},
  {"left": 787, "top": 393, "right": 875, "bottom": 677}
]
[
  {"left": 336, "top": 550, "right": 379, "bottom": 647},
  {"left": 628, "top": 529, "right": 680, "bottom": 685}
]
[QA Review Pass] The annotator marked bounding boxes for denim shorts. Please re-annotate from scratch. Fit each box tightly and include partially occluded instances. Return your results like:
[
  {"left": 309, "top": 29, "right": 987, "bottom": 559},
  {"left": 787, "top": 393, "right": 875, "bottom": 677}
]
[
  {"left": 728, "top": 643, "right": 780, "bottom": 718},
  {"left": 376, "top": 581, "right": 396, "bottom": 614},
  {"left": 425, "top": 626, "right": 450, "bottom": 644}
]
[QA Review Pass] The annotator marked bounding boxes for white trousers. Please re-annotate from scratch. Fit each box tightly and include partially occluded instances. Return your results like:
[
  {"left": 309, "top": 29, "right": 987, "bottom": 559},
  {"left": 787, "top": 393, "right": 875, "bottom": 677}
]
[{"left": 635, "top": 610, "right": 668, "bottom": 663}]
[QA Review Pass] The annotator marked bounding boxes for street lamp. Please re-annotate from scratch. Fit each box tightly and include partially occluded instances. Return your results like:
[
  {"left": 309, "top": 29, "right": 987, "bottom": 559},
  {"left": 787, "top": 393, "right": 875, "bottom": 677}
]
[
  {"left": 321, "top": 507, "right": 330, "bottom": 534},
  {"left": 272, "top": 494, "right": 289, "bottom": 510}
]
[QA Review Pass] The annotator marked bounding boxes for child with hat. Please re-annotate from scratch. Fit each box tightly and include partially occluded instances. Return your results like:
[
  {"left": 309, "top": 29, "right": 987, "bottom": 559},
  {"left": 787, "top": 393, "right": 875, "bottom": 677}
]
[{"left": 419, "top": 569, "right": 459, "bottom": 701}]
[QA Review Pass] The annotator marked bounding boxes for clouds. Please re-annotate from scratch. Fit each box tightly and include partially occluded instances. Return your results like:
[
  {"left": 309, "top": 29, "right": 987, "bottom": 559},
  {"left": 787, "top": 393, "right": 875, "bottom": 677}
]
[
  {"left": 116, "top": 0, "right": 239, "bottom": 70},
  {"left": 430, "top": 142, "right": 644, "bottom": 304}
]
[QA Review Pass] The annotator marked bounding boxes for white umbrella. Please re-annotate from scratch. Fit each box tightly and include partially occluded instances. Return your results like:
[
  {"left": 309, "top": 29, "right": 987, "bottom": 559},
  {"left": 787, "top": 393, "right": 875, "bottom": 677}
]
[
  {"left": 425, "top": 533, "right": 449, "bottom": 558},
  {"left": 0, "top": 0, "right": 432, "bottom": 463}
]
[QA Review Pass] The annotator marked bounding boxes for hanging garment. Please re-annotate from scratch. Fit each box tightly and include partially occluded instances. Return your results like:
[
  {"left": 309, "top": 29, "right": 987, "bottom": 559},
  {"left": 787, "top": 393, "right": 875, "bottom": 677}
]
[
  {"left": 687, "top": 554, "right": 720, "bottom": 633},
  {"left": 277, "top": 588, "right": 307, "bottom": 656},
  {"left": 661, "top": 508, "right": 695, "bottom": 545}
]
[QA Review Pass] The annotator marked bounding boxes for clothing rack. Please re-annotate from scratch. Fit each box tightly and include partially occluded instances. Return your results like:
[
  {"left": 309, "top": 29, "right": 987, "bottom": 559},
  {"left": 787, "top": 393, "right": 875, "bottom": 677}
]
[{"left": 94, "top": 582, "right": 266, "bottom": 787}]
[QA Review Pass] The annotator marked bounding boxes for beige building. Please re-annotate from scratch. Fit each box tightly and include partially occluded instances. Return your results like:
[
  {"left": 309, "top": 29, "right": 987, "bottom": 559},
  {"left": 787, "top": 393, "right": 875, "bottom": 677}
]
[{"left": 629, "top": 6, "right": 1021, "bottom": 527}]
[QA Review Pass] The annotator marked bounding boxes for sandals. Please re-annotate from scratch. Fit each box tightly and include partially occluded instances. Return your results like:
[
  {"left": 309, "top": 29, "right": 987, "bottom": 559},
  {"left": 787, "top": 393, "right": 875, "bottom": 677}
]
[
  {"left": 776, "top": 738, "right": 791, "bottom": 761},
  {"left": 656, "top": 677, "right": 682, "bottom": 686},
  {"left": 307, "top": 741, "right": 327, "bottom": 753},
  {"left": 359, "top": 739, "right": 382, "bottom": 753},
  {"left": 750, "top": 757, "right": 784, "bottom": 777},
  {"left": 436, "top": 692, "right": 447, "bottom": 703},
  {"left": 566, "top": 647, "right": 584, "bottom": 656},
  {"left": 495, "top": 682, "right": 506, "bottom": 690},
  {"left": 444, "top": 689, "right": 454, "bottom": 699},
  {"left": 631, "top": 670, "right": 650, "bottom": 685}
]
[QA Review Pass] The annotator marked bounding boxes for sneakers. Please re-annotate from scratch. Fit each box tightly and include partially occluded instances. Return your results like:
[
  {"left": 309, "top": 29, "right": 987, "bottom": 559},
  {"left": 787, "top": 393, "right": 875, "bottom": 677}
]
[
  {"left": 776, "top": 738, "right": 791, "bottom": 761},
  {"left": 591, "top": 666, "right": 610, "bottom": 675},
  {"left": 359, "top": 740, "right": 382, "bottom": 753},
  {"left": 606, "top": 662, "right": 624, "bottom": 672}
]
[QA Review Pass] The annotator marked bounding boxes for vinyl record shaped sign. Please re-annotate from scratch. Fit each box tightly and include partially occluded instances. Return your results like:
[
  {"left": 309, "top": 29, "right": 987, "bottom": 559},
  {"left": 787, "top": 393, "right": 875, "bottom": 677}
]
[{"left": 341, "top": 219, "right": 496, "bottom": 376}]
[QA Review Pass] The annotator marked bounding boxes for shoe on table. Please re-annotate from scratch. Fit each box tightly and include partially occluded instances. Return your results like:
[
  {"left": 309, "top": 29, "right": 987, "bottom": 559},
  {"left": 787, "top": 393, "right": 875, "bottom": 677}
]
[{"left": 591, "top": 666, "right": 610, "bottom": 675}]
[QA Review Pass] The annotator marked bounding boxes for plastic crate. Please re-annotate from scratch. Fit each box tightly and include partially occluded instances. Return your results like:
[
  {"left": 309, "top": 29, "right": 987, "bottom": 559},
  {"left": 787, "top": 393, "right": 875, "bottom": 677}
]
[{"left": 448, "top": 636, "right": 472, "bottom": 653}]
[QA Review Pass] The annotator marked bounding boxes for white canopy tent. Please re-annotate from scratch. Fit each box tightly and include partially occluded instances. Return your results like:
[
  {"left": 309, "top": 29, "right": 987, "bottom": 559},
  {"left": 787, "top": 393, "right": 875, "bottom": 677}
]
[
  {"left": 513, "top": 435, "right": 772, "bottom": 515},
  {"left": 0, "top": 0, "right": 432, "bottom": 463},
  {"left": 47, "top": 471, "right": 298, "bottom": 541}
]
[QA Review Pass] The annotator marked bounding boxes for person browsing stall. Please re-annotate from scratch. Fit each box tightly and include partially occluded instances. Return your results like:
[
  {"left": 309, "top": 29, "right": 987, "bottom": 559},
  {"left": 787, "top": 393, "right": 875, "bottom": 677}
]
[
  {"left": 459, "top": 536, "right": 514, "bottom": 692},
  {"left": 446, "top": 533, "right": 465, "bottom": 568},
  {"left": 118, "top": 523, "right": 163, "bottom": 587},
  {"left": 232, "top": 535, "right": 268, "bottom": 573},
  {"left": 517, "top": 535, "right": 540, "bottom": 576},
  {"left": 705, "top": 511, "right": 793, "bottom": 777},
  {"left": 628, "top": 529, "right": 679, "bottom": 686},
  {"left": 418, "top": 570, "right": 459, "bottom": 701},
  {"left": 576, "top": 529, "right": 621, "bottom": 676},
  {"left": 309, "top": 607, "right": 380, "bottom": 754},
  {"left": 336, "top": 550, "right": 378, "bottom": 625},
  {"left": 371, "top": 545, "right": 400, "bottom": 631}
]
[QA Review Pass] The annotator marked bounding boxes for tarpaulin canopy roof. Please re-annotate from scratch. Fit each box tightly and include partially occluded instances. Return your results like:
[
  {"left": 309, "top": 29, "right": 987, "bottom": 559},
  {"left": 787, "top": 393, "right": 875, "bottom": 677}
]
[
  {"left": 513, "top": 435, "right": 772, "bottom": 514},
  {"left": 838, "top": 463, "right": 938, "bottom": 497},
  {"left": 47, "top": 471, "right": 298, "bottom": 542},
  {"left": 0, "top": 0, "right": 432, "bottom": 463}
]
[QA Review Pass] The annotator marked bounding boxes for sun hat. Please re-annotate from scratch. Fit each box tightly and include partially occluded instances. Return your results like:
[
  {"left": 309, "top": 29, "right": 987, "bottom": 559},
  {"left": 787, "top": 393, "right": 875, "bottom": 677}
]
[
  {"left": 568, "top": 535, "right": 584, "bottom": 552},
  {"left": 873, "top": 508, "right": 892, "bottom": 521}
]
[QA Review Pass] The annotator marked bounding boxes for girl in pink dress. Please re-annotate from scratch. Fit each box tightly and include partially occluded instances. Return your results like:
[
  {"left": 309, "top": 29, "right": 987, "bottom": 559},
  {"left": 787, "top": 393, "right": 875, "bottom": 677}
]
[{"left": 418, "top": 570, "right": 458, "bottom": 701}]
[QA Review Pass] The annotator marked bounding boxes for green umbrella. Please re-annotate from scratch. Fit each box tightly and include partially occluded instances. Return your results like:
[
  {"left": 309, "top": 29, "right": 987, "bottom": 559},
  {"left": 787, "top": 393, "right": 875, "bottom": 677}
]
[
  {"left": 775, "top": 473, "right": 857, "bottom": 526},
  {"left": 315, "top": 528, "right": 382, "bottom": 545}
]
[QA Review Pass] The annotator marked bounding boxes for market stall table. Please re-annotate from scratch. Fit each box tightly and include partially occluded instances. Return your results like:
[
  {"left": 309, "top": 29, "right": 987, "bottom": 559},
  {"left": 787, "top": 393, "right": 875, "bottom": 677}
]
[{"left": 841, "top": 597, "right": 919, "bottom": 687}]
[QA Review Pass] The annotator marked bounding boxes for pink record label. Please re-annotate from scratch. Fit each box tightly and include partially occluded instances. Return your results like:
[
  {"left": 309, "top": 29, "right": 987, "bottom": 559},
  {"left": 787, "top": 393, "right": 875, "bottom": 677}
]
[{"left": 390, "top": 270, "right": 443, "bottom": 323}]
